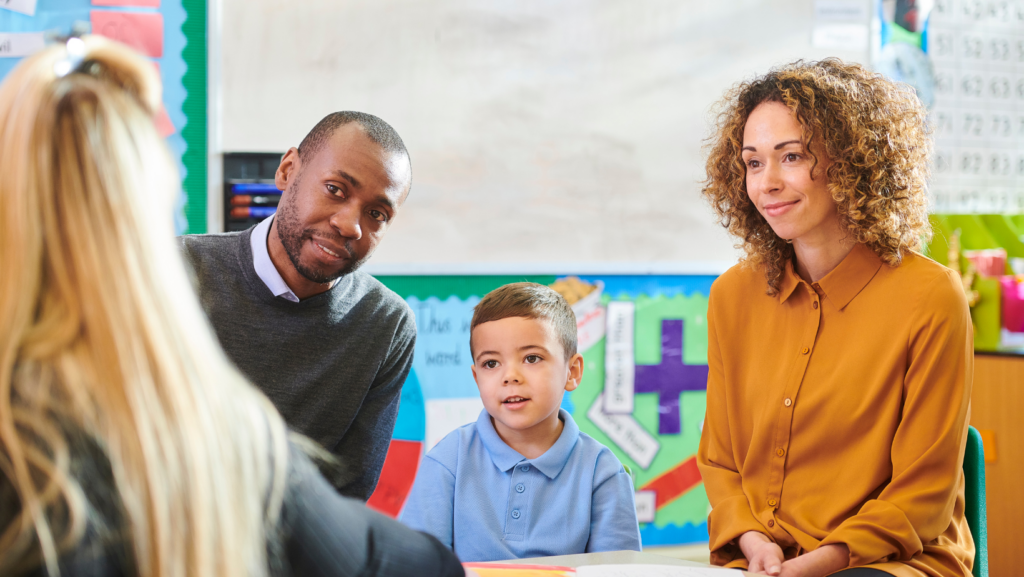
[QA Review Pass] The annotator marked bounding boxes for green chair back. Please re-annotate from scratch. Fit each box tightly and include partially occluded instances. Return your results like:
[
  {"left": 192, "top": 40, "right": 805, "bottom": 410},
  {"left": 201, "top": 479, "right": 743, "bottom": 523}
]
[{"left": 964, "top": 426, "right": 988, "bottom": 577}]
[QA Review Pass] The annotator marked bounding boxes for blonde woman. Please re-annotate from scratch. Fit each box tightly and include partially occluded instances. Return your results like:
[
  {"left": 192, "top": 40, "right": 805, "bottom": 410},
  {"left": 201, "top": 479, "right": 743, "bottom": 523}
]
[
  {"left": 698, "top": 60, "right": 974, "bottom": 577},
  {"left": 0, "top": 37, "right": 464, "bottom": 577}
]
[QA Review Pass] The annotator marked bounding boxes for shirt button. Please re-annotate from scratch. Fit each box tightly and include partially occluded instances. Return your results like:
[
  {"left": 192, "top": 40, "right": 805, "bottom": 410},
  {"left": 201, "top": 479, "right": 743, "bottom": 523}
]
[
  {"left": 784, "top": 398, "right": 792, "bottom": 407},
  {"left": 516, "top": 483, "right": 525, "bottom": 493},
  {"left": 812, "top": 301, "right": 819, "bottom": 309},
  {"left": 776, "top": 448, "right": 785, "bottom": 457},
  {"left": 511, "top": 509, "right": 521, "bottom": 519},
  {"left": 801, "top": 347, "right": 810, "bottom": 354},
  {"left": 521, "top": 465, "right": 530, "bottom": 472},
  {"left": 768, "top": 520, "right": 775, "bottom": 528},
  {"left": 768, "top": 499, "right": 777, "bottom": 507}
]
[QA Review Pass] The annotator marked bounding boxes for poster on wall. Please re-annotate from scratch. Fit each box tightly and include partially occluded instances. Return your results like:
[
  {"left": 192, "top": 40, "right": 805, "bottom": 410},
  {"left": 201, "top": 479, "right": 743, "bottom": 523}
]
[
  {"left": 0, "top": 0, "right": 206, "bottom": 233},
  {"left": 366, "top": 274, "right": 715, "bottom": 546}
]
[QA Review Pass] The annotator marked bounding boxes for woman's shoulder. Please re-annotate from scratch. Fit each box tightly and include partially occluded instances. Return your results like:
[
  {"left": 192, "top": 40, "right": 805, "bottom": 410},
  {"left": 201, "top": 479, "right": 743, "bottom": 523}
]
[
  {"left": 887, "top": 250, "right": 969, "bottom": 311},
  {"left": 710, "top": 260, "right": 770, "bottom": 301}
]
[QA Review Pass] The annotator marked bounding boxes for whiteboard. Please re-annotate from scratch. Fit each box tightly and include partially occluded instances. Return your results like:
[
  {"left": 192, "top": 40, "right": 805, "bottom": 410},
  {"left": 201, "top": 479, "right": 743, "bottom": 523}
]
[{"left": 216, "top": 0, "right": 871, "bottom": 266}]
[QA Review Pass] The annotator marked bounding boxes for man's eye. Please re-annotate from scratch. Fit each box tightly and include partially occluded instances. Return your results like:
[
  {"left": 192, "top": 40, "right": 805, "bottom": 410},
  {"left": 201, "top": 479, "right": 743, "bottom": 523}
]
[
  {"left": 483, "top": 360, "right": 498, "bottom": 369},
  {"left": 326, "top": 184, "right": 341, "bottom": 195},
  {"left": 525, "top": 355, "right": 541, "bottom": 364},
  {"left": 370, "top": 209, "right": 388, "bottom": 223}
]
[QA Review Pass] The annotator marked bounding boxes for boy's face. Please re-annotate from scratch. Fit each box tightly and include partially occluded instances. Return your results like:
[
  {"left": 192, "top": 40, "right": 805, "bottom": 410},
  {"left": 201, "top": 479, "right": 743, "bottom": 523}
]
[{"left": 471, "top": 316, "right": 583, "bottom": 441}]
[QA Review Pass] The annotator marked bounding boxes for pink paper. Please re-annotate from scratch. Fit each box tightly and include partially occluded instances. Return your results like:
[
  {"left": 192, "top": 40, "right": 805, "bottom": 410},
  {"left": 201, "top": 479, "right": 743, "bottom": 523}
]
[
  {"left": 91, "top": 11, "right": 163, "bottom": 58},
  {"left": 1001, "top": 276, "right": 1024, "bottom": 333},
  {"left": 153, "top": 104, "right": 174, "bottom": 137},
  {"left": 92, "top": 0, "right": 160, "bottom": 6},
  {"left": 965, "top": 249, "right": 1007, "bottom": 277}
]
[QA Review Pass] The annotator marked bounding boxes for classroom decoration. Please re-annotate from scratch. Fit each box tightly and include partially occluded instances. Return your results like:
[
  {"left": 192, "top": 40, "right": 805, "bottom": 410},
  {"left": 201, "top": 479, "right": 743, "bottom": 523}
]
[
  {"left": 0, "top": 0, "right": 206, "bottom": 233},
  {"left": 369, "top": 274, "right": 716, "bottom": 546}
]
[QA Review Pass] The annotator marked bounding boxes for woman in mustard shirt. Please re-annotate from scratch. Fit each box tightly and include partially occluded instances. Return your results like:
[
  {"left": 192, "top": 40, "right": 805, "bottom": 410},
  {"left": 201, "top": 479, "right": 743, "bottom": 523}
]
[{"left": 697, "top": 59, "right": 974, "bottom": 577}]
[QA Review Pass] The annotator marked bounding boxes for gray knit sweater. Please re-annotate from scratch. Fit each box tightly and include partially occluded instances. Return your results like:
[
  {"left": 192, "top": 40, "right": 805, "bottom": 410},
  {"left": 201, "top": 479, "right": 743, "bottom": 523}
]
[{"left": 180, "top": 229, "right": 416, "bottom": 500}]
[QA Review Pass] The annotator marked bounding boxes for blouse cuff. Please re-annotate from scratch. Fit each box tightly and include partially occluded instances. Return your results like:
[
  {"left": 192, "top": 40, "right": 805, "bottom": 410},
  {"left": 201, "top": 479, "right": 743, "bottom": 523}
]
[{"left": 818, "top": 499, "right": 923, "bottom": 566}]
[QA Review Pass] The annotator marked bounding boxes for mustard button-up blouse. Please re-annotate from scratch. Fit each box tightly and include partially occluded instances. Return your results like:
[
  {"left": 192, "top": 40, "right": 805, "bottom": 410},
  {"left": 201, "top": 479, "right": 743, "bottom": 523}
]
[{"left": 697, "top": 244, "right": 974, "bottom": 577}]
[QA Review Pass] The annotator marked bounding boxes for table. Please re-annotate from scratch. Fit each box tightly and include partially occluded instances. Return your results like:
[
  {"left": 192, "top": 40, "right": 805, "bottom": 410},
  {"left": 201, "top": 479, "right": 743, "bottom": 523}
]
[{"left": 489, "top": 551, "right": 749, "bottom": 574}]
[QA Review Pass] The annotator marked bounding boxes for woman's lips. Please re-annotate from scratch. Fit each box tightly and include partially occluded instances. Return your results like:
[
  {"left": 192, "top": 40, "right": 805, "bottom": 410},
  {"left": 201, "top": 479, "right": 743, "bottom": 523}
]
[{"left": 764, "top": 200, "right": 799, "bottom": 217}]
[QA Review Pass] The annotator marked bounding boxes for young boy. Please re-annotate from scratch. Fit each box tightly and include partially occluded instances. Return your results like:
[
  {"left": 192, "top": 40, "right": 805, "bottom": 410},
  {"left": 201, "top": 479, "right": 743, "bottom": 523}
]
[{"left": 400, "top": 282, "right": 641, "bottom": 562}]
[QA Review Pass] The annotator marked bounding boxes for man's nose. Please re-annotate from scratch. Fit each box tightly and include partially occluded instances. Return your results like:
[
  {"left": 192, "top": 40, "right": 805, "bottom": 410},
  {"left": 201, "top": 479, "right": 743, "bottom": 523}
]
[{"left": 329, "top": 204, "right": 362, "bottom": 240}]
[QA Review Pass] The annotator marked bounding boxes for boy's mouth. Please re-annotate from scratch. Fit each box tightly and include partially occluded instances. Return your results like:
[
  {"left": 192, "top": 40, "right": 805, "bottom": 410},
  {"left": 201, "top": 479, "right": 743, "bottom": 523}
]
[{"left": 502, "top": 396, "right": 530, "bottom": 408}]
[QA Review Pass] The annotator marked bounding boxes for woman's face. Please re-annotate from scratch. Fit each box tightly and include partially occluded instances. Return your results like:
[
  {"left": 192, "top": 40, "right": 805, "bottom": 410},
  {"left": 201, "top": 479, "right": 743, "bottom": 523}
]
[{"left": 741, "top": 101, "right": 840, "bottom": 247}]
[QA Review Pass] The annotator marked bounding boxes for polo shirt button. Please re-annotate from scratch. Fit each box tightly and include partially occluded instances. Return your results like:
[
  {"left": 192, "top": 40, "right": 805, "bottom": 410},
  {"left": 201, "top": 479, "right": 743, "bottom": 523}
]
[
  {"left": 511, "top": 509, "right": 521, "bottom": 519},
  {"left": 812, "top": 301, "right": 819, "bottom": 309},
  {"left": 801, "top": 347, "right": 810, "bottom": 354},
  {"left": 768, "top": 499, "right": 777, "bottom": 507},
  {"left": 521, "top": 465, "right": 530, "bottom": 472},
  {"left": 768, "top": 520, "right": 775, "bottom": 528},
  {"left": 516, "top": 483, "right": 525, "bottom": 493},
  {"left": 776, "top": 448, "right": 785, "bottom": 457},
  {"left": 784, "top": 398, "right": 792, "bottom": 407}
]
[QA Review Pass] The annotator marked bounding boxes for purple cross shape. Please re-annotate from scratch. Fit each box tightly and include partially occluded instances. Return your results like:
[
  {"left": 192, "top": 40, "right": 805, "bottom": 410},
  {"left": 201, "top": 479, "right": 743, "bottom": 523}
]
[{"left": 634, "top": 319, "right": 709, "bottom": 435}]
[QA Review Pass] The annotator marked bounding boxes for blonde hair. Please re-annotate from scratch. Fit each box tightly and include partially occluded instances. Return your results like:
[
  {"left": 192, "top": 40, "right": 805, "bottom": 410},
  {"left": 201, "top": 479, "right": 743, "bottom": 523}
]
[
  {"left": 702, "top": 59, "right": 932, "bottom": 295},
  {"left": 0, "top": 37, "right": 289, "bottom": 576}
]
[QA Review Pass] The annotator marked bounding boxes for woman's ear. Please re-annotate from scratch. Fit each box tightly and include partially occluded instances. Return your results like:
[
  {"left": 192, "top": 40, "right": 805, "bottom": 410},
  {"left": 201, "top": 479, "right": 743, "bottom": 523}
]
[{"left": 564, "top": 353, "right": 584, "bottom": 392}]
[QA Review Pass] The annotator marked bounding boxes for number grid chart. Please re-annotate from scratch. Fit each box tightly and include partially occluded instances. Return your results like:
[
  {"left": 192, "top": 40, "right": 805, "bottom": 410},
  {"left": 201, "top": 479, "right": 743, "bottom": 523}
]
[{"left": 928, "top": 0, "right": 1024, "bottom": 213}]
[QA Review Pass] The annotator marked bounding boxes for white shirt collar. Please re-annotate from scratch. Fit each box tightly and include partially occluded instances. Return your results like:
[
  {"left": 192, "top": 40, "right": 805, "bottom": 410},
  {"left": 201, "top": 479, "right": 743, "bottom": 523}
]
[{"left": 251, "top": 215, "right": 301, "bottom": 302}]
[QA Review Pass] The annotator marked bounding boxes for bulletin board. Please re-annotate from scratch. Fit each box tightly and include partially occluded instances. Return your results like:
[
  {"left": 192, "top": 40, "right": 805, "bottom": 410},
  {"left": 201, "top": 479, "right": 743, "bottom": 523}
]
[
  {"left": 0, "top": 0, "right": 206, "bottom": 233},
  {"left": 365, "top": 274, "right": 717, "bottom": 547}
]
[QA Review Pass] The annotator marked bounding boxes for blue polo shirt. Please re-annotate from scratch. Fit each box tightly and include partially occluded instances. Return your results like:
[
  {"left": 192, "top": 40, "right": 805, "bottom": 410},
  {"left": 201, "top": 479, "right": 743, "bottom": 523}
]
[{"left": 400, "top": 408, "right": 641, "bottom": 562}]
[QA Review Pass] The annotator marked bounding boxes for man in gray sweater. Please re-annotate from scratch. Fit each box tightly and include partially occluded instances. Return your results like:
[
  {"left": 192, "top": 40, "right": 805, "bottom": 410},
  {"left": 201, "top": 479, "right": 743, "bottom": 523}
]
[{"left": 181, "top": 112, "right": 415, "bottom": 500}]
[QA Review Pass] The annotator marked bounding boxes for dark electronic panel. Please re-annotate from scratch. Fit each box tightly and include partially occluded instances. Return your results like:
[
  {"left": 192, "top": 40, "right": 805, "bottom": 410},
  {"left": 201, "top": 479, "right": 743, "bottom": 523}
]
[{"left": 223, "top": 153, "right": 285, "bottom": 232}]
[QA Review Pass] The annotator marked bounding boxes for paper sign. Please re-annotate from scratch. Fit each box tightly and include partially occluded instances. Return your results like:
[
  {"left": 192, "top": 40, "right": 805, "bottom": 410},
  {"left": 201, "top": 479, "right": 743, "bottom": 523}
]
[
  {"left": 587, "top": 394, "right": 659, "bottom": 469},
  {"left": 603, "top": 301, "right": 635, "bottom": 414},
  {"left": 153, "top": 104, "right": 174, "bottom": 137},
  {"left": 0, "top": 0, "right": 37, "bottom": 16},
  {"left": 811, "top": 23, "right": 869, "bottom": 50},
  {"left": 634, "top": 490, "right": 657, "bottom": 523},
  {"left": 575, "top": 303, "right": 605, "bottom": 353},
  {"left": 814, "top": 0, "right": 868, "bottom": 22},
  {"left": 91, "top": 11, "right": 163, "bottom": 57},
  {"left": 93, "top": 0, "right": 160, "bottom": 6},
  {"left": 0, "top": 32, "right": 44, "bottom": 58},
  {"left": 426, "top": 397, "right": 483, "bottom": 450}
]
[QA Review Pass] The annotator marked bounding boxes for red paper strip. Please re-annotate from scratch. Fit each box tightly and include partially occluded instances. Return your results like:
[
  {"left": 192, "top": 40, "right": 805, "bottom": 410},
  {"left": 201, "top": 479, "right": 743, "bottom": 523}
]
[
  {"left": 92, "top": 0, "right": 160, "bottom": 6},
  {"left": 91, "top": 11, "right": 163, "bottom": 57},
  {"left": 639, "top": 455, "right": 702, "bottom": 509},
  {"left": 153, "top": 104, "right": 174, "bottom": 137},
  {"left": 366, "top": 439, "right": 422, "bottom": 518}
]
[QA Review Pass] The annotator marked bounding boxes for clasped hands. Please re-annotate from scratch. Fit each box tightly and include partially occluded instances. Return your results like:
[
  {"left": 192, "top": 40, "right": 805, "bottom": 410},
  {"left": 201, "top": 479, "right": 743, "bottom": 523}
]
[{"left": 738, "top": 531, "right": 849, "bottom": 577}]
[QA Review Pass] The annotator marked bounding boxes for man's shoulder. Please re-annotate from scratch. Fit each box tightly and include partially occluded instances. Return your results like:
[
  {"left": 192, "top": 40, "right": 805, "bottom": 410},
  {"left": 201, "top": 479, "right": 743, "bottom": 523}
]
[
  {"left": 342, "top": 271, "right": 415, "bottom": 325},
  {"left": 179, "top": 230, "right": 249, "bottom": 266}
]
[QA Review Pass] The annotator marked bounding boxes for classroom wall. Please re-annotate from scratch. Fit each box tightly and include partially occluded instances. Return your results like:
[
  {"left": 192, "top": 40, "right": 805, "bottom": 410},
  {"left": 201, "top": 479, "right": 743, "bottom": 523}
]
[{"left": 216, "top": 0, "right": 871, "bottom": 265}]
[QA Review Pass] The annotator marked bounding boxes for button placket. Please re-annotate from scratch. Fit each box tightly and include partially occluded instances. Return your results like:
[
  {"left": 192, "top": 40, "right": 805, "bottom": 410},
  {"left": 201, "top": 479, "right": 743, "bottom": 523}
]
[{"left": 504, "top": 462, "right": 530, "bottom": 539}]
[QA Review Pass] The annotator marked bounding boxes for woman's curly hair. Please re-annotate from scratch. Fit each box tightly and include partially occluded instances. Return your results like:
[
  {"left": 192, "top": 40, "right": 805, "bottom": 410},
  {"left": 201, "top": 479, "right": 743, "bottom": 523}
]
[{"left": 702, "top": 58, "right": 932, "bottom": 295}]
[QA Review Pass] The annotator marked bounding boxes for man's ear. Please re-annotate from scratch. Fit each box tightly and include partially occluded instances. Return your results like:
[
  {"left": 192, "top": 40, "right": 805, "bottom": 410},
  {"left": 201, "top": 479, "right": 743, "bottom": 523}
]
[
  {"left": 564, "top": 353, "right": 584, "bottom": 392},
  {"left": 275, "top": 147, "right": 301, "bottom": 192}
]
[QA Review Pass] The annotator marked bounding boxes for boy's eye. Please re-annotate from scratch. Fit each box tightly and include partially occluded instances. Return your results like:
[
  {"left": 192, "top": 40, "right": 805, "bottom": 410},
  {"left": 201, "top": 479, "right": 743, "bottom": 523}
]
[
  {"left": 482, "top": 360, "right": 498, "bottom": 369},
  {"left": 525, "top": 354, "right": 541, "bottom": 364}
]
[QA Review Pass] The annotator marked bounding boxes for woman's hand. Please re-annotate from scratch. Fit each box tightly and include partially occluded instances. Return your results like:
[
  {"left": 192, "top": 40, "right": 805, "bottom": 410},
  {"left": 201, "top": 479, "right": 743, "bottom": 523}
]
[
  {"left": 778, "top": 543, "right": 849, "bottom": 577},
  {"left": 739, "top": 531, "right": 785, "bottom": 575}
]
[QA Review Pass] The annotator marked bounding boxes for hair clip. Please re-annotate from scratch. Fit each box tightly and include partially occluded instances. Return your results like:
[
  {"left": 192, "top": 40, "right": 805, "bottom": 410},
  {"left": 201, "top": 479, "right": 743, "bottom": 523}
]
[{"left": 45, "top": 21, "right": 91, "bottom": 78}]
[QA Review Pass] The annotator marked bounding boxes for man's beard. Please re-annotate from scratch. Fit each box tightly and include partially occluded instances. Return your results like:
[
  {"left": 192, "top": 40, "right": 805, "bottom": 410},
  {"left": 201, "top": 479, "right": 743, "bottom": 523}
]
[{"left": 275, "top": 198, "right": 366, "bottom": 284}]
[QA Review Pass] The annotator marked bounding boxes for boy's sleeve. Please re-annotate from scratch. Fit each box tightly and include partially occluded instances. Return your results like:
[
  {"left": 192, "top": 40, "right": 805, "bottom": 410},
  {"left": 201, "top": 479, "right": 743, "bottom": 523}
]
[
  {"left": 586, "top": 450, "right": 641, "bottom": 552},
  {"left": 399, "top": 453, "right": 456, "bottom": 550}
]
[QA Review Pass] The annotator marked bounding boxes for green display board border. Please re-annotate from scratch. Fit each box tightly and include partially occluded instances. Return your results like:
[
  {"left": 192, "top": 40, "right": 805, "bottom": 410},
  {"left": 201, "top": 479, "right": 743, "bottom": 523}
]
[{"left": 180, "top": 0, "right": 207, "bottom": 234}]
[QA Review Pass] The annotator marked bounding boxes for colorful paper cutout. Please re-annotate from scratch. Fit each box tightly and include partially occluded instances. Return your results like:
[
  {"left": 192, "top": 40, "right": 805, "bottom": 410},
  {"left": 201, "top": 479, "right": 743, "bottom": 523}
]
[
  {"left": 92, "top": 0, "right": 160, "bottom": 6},
  {"left": 587, "top": 393, "right": 659, "bottom": 469},
  {"left": 365, "top": 439, "right": 422, "bottom": 518},
  {"left": 639, "top": 456, "right": 702, "bottom": 510},
  {"left": 153, "top": 104, "right": 174, "bottom": 136},
  {"left": 463, "top": 564, "right": 576, "bottom": 577},
  {"left": 0, "top": 32, "right": 45, "bottom": 58},
  {"left": 603, "top": 301, "right": 635, "bottom": 414},
  {"left": 91, "top": 10, "right": 163, "bottom": 58},
  {"left": 634, "top": 320, "right": 708, "bottom": 435},
  {"left": 0, "top": 0, "right": 36, "bottom": 16}
]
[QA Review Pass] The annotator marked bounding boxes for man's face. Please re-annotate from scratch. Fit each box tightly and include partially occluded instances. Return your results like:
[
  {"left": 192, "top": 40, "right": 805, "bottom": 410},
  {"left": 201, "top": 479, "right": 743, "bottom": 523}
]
[{"left": 273, "top": 124, "right": 411, "bottom": 284}]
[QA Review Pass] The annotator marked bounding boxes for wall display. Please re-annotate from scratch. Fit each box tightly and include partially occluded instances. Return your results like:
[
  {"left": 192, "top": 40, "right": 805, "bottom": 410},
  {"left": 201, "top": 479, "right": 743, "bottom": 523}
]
[
  {"left": 0, "top": 0, "right": 206, "bottom": 233},
  {"left": 366, "top": 274, "right": 716, "bottom": 546},
  {"left": 880, "top": 0, "right": 1024, "bottom": 213}
]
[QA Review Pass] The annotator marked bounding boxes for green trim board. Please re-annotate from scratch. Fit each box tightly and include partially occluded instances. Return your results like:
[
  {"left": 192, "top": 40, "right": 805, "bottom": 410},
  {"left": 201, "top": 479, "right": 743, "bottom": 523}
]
[{"left": 180, "top": 0, "right": 207, "bottom": 234}]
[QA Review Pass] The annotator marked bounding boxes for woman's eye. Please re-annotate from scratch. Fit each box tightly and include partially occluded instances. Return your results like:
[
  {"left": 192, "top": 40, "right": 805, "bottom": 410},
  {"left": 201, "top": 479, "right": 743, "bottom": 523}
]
[
  {"left": 746, "top": 159, "right": 760, "bottom": 168},
  {"left": 525, "top": 355, "right": 541, "bottom": 364},
  {"left": 483, "top": 360, "right": 498, "bottom": 369},
  {"left": 784, "top": 153, "right": 800, "bottom": 162}
]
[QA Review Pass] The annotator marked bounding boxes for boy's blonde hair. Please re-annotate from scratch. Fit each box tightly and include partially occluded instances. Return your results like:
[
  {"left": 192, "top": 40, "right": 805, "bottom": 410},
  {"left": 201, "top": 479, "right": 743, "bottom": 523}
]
[{"left": 471, "top": 283, "right": 578, "bottom": 361}]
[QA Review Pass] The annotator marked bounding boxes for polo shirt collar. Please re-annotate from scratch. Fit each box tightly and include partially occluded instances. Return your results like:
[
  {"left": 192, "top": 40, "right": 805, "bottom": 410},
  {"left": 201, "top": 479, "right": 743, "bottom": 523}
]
[
  {"left": 778, "top": 243, "right": 882, "bottom": 310},
  {"left": 476, "top": 408, "right": 580, "bottom": 480}
]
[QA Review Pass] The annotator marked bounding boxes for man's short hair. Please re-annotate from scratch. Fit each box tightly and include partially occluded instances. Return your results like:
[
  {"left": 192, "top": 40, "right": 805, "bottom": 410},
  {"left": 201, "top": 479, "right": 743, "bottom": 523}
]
[
  {"left": 470, "top": 282, "right": 578, "bottom": 361},
  {"left": 297, "top": 111, "right": 409, "bottom": 163}
]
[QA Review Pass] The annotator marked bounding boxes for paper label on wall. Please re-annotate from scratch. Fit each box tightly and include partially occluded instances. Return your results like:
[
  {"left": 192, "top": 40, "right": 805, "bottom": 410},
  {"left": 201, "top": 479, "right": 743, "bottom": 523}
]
[
  {"left": 603, "top": 301, "right": 635, "bottom": 414},
  {"left": 425, "top": 397, "right": 484, "bottom": 450},
  {"left": 634, "top": 490, "right": 657, "bottom": 523},
  {"left": 811, "top": 23, "right": 868, "bottom": 50},
  {"left": 587, "top": 394, "right": 658, "bottom": 469},
  {"left": 0, "top": 0, "right": 37, "bottom": 16},
  {"left": 576, "top": 303, "right": 606, "bottom": 352},
  {"left": 0, "top": 32, "right": 44, "bottom": 58},
  {"left": 91, "top": 10, "right": 164, "bottom": 58}
]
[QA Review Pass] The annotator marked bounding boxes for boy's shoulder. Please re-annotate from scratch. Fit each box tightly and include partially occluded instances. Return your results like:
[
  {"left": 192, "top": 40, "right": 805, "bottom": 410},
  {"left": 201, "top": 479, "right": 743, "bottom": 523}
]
[{"left": 422, "top": 418, "right": 486, "bottom": 473}]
